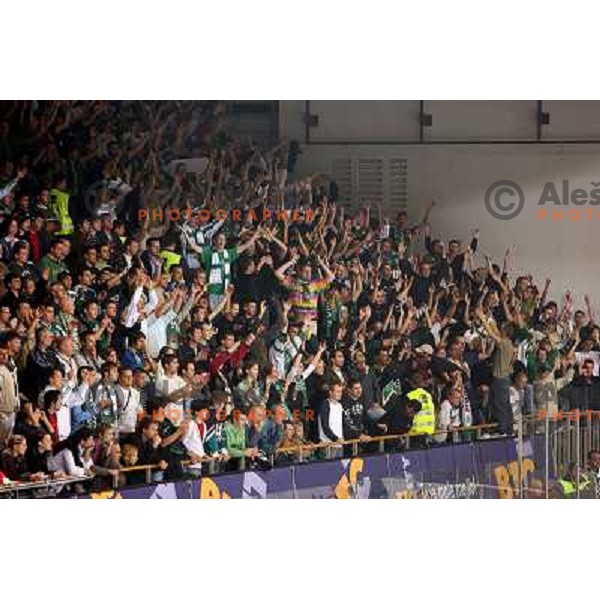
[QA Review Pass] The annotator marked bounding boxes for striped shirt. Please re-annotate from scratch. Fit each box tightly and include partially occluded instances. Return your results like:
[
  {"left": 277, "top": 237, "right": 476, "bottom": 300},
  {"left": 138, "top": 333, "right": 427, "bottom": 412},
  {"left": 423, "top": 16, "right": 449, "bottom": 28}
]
[{"left": 288, "top": 277, "right": 329, "bottom": 321}]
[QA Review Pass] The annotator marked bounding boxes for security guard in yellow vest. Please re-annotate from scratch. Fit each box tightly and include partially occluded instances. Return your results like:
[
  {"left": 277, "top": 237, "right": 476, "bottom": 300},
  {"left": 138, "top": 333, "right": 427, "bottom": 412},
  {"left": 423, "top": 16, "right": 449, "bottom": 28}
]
[
  {"left": 49, "top": 176, "right": 74, "bottom": 236},
  {"left": 160, "top": 249, "right": 182, "bottom": 272},
  {"left": 558, "top": 479, "right": 577, "bottom": 497},
  {"left": 558, "top": 462, "right": 594, "bottom": 498},
  {"left": 407, "top": 387, "right": 435, "bottom": 436},
  {"left": 159, "top": 236, "right": 182, "bottom": 272}
]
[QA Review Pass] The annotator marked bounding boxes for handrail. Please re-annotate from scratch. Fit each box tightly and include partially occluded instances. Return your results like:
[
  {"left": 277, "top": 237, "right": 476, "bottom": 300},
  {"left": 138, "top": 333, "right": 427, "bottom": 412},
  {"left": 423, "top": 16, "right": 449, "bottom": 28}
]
[
  {"left": 106, "top": 413, "right": 568, "bottom": 488},
  {"left": 107, "top": 419, "right": 510, "bottom": 488},
  {"left": 0, "top": 475, "right": 92, "bottom": 495},
  {"left": 277, "top": 421, "right": 504, "bottom": 453}
]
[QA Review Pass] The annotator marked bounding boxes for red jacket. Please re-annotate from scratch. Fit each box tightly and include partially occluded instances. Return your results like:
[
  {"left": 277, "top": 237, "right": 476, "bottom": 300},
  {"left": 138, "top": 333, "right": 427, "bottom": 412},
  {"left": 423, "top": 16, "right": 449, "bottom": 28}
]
[
  {"left": 27, "top": 231, "right": 42, "bottom": 263},
  {"left": 47, "top": 413, "right": 59, "bottom": 446},
  {"left": 209, "top": 344, "right": 249, "bottom": 376}
]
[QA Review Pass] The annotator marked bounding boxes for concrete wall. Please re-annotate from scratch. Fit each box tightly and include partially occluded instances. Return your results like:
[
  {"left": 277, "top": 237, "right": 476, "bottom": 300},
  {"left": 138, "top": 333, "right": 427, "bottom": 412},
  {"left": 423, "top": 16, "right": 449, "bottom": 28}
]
[{"left": 278, "top": 101, "right": 600, "bottom": 305}]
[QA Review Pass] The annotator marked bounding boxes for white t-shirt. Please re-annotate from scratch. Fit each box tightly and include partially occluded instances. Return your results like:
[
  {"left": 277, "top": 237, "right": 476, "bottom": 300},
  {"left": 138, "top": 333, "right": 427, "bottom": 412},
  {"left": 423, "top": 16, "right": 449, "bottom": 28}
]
[
  {"left": 318, "top": 400, "right": 343, "bottom": 443},
  {"left": 146, "top": 309, "right": 177, "bottom": 359},
  {"left": 182, "top": 420, "right": 205, "bottom": 459},
  {"left": 155, "top": 375, "right": 186, "bottom": 400},
  {"left": 434, "top": 400, "right": 461, "bottom": 443},
  {"left": 116, "top": 386, "right": 141, "bottom": 434}
]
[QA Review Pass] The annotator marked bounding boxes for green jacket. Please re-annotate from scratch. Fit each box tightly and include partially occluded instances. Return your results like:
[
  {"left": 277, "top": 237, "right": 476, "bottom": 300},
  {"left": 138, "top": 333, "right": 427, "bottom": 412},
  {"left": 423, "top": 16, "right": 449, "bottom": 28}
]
[
  {"left": 224, "top": 422, "right": 246, "bottom": 458},
  {"left": 39, "top": 255, "right": 68, "bottom": 284},
  {"left": 527, "top": 347, "right": 559, "bottom": 381}
]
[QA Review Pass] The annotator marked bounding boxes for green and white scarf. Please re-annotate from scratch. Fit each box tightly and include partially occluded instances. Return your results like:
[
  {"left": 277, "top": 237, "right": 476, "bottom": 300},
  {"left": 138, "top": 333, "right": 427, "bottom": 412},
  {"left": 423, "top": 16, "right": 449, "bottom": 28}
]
[{"left": 207, "top": 249, "right": 231, "bottom": 294}]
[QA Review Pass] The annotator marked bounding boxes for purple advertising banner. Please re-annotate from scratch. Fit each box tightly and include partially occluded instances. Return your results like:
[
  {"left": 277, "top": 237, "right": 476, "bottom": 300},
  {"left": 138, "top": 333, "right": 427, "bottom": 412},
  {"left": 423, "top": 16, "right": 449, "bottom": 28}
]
[{"left": 84, "top": 437, "right": 546, "bottom": 499}]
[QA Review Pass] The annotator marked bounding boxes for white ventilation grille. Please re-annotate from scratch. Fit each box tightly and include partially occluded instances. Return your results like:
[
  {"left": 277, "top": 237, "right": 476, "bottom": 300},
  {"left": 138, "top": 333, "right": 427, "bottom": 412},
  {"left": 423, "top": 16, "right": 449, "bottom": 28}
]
[
  {"left": 357, "top": 158, "right": 384, "bottom": 204},
  {"left": 330, "top": 157, "right": 408, "bottom": 213},
  {"left": 388, "top": 158, "right": 408, "bottom": 211},
  {"left": 331, "top": 158, "right": 353, "bottom": 209}
]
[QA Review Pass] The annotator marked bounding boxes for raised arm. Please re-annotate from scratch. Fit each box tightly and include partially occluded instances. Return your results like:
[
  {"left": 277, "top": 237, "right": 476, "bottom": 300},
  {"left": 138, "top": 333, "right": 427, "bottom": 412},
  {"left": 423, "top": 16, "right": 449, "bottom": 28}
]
[
  {"left": 316, "top": 255, "right": 335, "bottom": 283},
  {"left": 236, "top": 227, "right": 261, "bottom": 255},
  {"left": 585, "top": 294, "right": 595, "bottom": 326},
  {"left": 274, "top": 256, "right": 298, "bottom": 286},
  {"left": 209, "top": 285, "right": 235, "bottom": 321},
  {"left": 123, "top": 285, "right": 144, "bottom": 329},
  {"left": 265, "top": 227, "right": 288, "bottom": 255},
  {"left": 475, "top": 307, "right": 502, "bottom": 343},
  {"left": 538, "top": 278, "right": 551, "bottom": 309}
]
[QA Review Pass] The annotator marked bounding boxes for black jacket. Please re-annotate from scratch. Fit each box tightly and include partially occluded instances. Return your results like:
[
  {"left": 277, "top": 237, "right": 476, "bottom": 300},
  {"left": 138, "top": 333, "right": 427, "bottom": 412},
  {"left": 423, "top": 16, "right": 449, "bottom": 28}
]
[
  {"left": 1, "top": 450, "right": 30, "bottom": 481},
  {"left": 341, "top": 394, "right": 367, "bottom": 440},
  {"left": 380, "top": 393, "right": 421, "bottom": 435},
  {"left": 559, "top": 376, "right": 600, "bottom": 412},
  {"left": 26, "top": 447, "right": 52, "bottom": 475},
  {"left": 140, "top": 250, "right": 163, "bottom": 279},
  {"left": 138, "top": 438, "right": 164, "bottom": 467},
  {"left": 346, "top": 366, "right": 381, "bottom": 409}
]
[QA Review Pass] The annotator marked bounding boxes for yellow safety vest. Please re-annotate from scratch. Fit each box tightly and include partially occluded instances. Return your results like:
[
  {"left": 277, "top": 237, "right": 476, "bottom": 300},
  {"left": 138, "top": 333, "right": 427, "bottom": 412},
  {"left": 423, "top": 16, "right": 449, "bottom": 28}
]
[
  {"left": 160, "top": 250, "right": 182, "bottom": 271},
  {"left": 559, "top": 476, "right": 592, "bottom": 497},
  {"left": 408, "top": 387, "right": 435, "bottom": 435},
  {"left": 558, "top": 479, "right": 576, "bottom": 496},
  {"left": 49, "top": 188, "right": 74, "bottom": 235}
]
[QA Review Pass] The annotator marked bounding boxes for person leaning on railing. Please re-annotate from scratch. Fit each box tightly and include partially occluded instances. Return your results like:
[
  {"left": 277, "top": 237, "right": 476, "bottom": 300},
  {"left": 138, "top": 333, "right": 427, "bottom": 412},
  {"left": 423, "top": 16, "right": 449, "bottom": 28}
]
[
  {"left": 93, "top": 440, "right": 123, "bottom": 490},
  {"left": 275, "top": 421, "right": 301, "bottom": 465},
  {"left": 274, "top": 420, "right": 317, "bottom": 464},
  {"left": 26, "top": 431, "right": 65, "bottom": 480},
  {"left": 246, "top": 405, "right": 281, "bottom": 467},
  {"left": 1, "top": 434, "right": 47, "bottom": 482},
  {"left": 378, "top": 394, "right": 422, "bottom": 453},
  {"left": 137, "top": 416, "right": 169, "bottom": 480},
  {"left": 224, "top": 410, "right": 257, "bottom": 470},
  {"left": 292, "top": 421, "right": 314, "bottom": 462},
  {"left": 433, "top": 386, "right": 464, "bottom": 444},
  {"left": 48, "top": 428, "right": 95, "bottom": 479},
  {"left": 119, "top": 440, "right": 146, "bottom": 486}
]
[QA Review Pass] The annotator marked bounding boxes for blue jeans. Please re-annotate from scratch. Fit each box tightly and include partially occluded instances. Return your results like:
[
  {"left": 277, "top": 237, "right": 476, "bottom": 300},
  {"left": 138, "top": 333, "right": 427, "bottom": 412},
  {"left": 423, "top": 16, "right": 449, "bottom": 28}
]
[
  {"left": 490, "top": 377, "right": 513, "bottom": 435},
  {"left": 523, "top": 384, "right": 534, "bottom": 415}
]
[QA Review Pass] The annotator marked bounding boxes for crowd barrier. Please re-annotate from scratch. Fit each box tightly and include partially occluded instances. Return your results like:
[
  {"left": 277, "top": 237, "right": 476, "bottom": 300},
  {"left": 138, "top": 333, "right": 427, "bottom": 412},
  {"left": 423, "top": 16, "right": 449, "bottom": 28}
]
[
  {"left": 6, "top": 413, "right": 598, "bottom": 499},
  {"left": 81, "top": 435, "right": 546, "bottom": 499},
  {"left": 101, "top": 416, "right": 561, "bottom": 493},
  {"left": 0, "top": 476, "right": 92, "bottom": 498},
  {"left": 105, "top": 422, "right": 503, "bottom": 489}
]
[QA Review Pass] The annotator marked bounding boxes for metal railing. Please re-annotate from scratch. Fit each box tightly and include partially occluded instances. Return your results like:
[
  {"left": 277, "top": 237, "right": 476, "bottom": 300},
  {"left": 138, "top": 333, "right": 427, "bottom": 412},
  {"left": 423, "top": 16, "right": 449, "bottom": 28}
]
[
  {"left": 3, "top": 412, "right": 586, "bottom": 495},
  {"left": 107, "top": 420, "right": 505, "bottom": 489},
  {"left": 534, "top": 410, "right": 600, "bottom": 499},
  {"left": 0, "top": 475, "right": 92, "bottom": 498}
]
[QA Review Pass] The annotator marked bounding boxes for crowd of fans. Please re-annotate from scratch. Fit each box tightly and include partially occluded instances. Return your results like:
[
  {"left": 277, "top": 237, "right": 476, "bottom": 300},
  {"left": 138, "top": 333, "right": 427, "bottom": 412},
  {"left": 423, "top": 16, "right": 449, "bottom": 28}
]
[{"left": 1, "top": 100, "right": 600, "bottom": 496}]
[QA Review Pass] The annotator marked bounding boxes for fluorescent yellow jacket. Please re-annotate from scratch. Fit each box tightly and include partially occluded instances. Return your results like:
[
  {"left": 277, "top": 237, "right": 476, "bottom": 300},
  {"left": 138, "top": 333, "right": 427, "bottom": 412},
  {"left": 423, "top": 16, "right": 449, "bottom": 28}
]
[
  {"left": 559, "top": 475, "right": 593, "bottom": 497},
  {"left": 558, "top": 479, "right": 576, "bottom": 496},
  {"left": 160, "top": 250, "right": 182, "bottom": 271},
  {"left": 49, "top": 188, "right": 74, "bottom": 235},
  {"left": 408, "top": 387, "right": 435, "bottom": 435}
]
